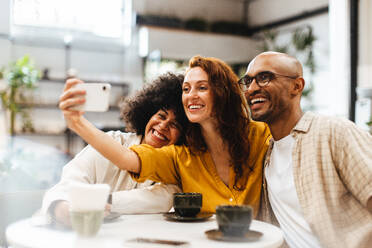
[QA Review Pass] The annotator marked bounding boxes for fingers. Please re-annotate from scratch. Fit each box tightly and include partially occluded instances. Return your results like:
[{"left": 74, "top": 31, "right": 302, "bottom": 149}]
[
  {"left": 59, "top": 86, "right": 85, "bottom": 103},
  {"left": 59, "top": 78, "right": 86, "bottom": 111},
  {"left": 104, "top": 204, "right": 112, "bottom": 217},
  {"left": 61, "top": 110, "right": 85, "bottom": 118},
  {"left": 64, "top": 78, "right": 84, "bottom": 91},
  {"left": 59, "top": 96, "right": 85, "bottom": 111},
  {"left": 59, "top": 88, "right": 85, "bottom": 103}
]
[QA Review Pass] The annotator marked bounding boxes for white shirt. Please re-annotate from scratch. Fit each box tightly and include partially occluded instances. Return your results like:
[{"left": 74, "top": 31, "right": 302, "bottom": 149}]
[
  {"left": 42, "top": 131, "right": 180, "bottom": 215},
  {"left": 265, "top": 134, "right": 321, "bottom": 248}
]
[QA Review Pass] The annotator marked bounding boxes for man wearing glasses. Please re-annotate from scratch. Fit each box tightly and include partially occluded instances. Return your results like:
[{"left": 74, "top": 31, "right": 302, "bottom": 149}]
[{"left": 240, "top": 51, "right": 372, "bottom": 248}]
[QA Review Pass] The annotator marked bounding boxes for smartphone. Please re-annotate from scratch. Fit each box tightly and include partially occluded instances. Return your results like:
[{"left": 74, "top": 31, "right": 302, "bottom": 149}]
[
  {"left": 126, "top": 238, "right": 189, "bottom": 247},
  {"left": 71, "top": 83, "right": 111, "bottom": 112}
]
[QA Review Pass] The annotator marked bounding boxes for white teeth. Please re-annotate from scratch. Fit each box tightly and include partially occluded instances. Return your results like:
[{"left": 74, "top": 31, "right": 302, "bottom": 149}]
[
  {"left": 251, "top": 98, "right": 266, "bottom": 104},
  {"left": 189, "top": 105, "right": 202, "bottom": 109},
  {"left": 153, "top": 130, "right": 166, "bottom": 140}
]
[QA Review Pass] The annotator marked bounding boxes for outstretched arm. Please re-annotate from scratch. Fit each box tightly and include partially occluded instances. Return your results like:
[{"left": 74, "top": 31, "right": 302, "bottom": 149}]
[
  {"left": 59, "top": 78, "right": 141, "bottom": 173},
  {"left": 111, "top": 184, "right": 181, "bottom": 214}
]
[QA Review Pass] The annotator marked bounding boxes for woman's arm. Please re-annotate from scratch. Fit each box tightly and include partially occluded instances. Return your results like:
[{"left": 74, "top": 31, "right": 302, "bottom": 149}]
[
  {"left": 111, "top": 184, "right": 181, "bottom": 214},
  {"left": 59, "top": 78, "right": 141, "bottom": 173}
]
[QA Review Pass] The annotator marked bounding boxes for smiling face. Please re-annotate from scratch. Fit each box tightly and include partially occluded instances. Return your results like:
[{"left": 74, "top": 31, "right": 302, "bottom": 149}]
[
  {"left": 142, "top": 109, "right": 181, "bottom": 148},
  {"left": 182, "top": 67, "right": 215, "bottom": 125},
  {"left": 244, "top": 53, "right": 300, "bottom": 124}
]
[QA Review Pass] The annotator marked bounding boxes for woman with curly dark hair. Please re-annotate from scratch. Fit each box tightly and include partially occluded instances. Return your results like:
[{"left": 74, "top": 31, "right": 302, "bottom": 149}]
[
  {"left": 121, "top": 72, "right": 188, "bottom": 146},
  {"left": 42, "top": 72, "right": 187, "bottom": 227},
  {"left": 60, "top": 56, "right": 271, "bottom": 216}
]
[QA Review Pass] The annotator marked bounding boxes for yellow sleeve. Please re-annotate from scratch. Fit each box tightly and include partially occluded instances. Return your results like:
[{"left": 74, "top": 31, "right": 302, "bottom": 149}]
[
  {"left": 247, "top": 121, "right": 271, "bottom": 165},
  {"left": 129, "top": 144, "right": 181, "bottom": 185}
]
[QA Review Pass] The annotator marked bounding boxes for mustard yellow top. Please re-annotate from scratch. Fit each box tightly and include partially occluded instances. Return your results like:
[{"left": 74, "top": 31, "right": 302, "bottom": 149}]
[{"left": 130, "top": 121, "right": 271, "bottom": 216}]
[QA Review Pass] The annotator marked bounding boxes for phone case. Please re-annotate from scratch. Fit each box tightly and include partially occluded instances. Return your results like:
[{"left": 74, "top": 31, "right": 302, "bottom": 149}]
[{"left": 72, "top": 83, "right": 111, "bottom": 112}]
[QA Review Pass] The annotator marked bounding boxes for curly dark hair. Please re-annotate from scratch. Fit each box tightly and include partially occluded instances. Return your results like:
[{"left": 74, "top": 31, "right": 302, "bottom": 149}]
[
  {"left": 120, "top": 72, "right": 188, "bottom": 145},
  {"left": 186, "top": 55, "right": 251, "bottom": 190}
]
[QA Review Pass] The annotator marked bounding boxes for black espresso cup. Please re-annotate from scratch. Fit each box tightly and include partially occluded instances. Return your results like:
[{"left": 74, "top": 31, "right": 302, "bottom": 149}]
[
  {"left": 216, "top": 205, "right": 253, "bottom": 237},
  {"left": 173, "top": 192, "right": 202, "bottom": 217}
]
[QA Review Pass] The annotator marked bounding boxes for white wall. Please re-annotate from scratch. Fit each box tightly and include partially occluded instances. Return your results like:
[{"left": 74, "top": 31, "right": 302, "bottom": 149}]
[
  {"left": 140, "top": 26, "right": 260, "bottom": 63},
  {"left": 327, "top": 0, "right": 350, "bottom": 118},
  {"left": 0, "top": 0, "right": 10, "bottom": 34},
  {"left": 12, "top": 44, "right": 66, "bottom": 79},
  {"left": 248, "top": 0, "right": 328, "bottom": 26},
  {"left": 0, "top": 39, "right": 11, "bottom": 68},
  {"left": 356, "top": 0, "right": 372, "bottom": 131},
  {"left": 0, "top": 0, "right": 11, "bottom": 68},
  {"left": 358, "top": 0, "right": 372, "bottom": 88}
]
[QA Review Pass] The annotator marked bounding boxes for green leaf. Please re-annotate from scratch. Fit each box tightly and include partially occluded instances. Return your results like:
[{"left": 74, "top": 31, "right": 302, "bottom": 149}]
[{"left": 1, "top": 55, "right": 40, "bottom": 133}]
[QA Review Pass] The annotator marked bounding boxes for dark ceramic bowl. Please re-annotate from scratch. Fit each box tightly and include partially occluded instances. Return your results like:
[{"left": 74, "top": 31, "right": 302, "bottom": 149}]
[
  {"left": 173, "top": 192, "right": 202, "bottom": 217},
  {"left": 216, "top": 205, "right": 253, "bottom": 237}
]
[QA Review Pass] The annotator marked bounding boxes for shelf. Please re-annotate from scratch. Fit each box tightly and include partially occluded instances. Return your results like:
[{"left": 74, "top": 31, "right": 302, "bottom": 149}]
[
  {"left": 40, "top": 78, "right": 130, "bottom": 87},
  {"left": 17, "top": 103, "right": 120, "bottom": 111},
  {"left": 17, "top": 103, "right": 58, "bottom": 108},
  {"left": 15, "top": 126, "right": 125, "bottom": 137},
  {"left": 15, "top": 131, "right": 66, "bottom": 136},
  {"left": 357, "top": 87, "right": 372, "bottom": 98}
]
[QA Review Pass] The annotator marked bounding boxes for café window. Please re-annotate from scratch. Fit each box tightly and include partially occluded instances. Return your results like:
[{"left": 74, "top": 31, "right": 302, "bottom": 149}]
[{"left": 12, "top": 0, "right": 132, "bottom": 45}]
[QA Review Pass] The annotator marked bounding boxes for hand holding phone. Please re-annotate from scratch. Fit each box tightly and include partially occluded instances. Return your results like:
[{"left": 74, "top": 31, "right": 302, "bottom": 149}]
[{"left": 71, "top": 83, "right": 111, "bottom": 112}]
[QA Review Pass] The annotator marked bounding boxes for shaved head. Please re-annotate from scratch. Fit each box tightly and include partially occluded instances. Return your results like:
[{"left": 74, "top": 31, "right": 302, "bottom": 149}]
[
  {"left": 247, "top": 51, "right": 303, "bottom": 78},
  {"left": 243, "top": 52, "right": 305, "bottom": 139}
]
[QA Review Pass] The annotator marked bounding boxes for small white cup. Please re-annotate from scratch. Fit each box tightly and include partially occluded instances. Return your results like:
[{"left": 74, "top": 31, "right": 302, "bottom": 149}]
[{"left": 68, "top": 183, "right": 110, "bottom": 237}]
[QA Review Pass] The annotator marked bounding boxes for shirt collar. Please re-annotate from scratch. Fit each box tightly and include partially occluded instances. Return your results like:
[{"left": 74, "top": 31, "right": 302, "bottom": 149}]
[
  {"left": 291, "top": 111, "right": 315, "bottom": 134},
  {"left": 267, "top": 111, "right": 315, "bottom": 155}
]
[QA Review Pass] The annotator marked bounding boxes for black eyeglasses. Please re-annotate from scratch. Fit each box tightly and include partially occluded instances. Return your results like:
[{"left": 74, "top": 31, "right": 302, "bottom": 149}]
[{"left": 238, "top": 71, "right": 298, "bottom": 89}]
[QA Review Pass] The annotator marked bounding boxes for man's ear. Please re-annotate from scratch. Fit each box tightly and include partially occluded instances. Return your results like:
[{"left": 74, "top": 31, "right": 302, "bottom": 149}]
[{"left": 291, "top": 77, "right": 305, "bottom": 96}]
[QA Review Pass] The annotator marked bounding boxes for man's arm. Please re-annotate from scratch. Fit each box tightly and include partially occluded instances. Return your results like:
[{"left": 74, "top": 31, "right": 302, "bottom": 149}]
[{"left": 335, "top": 120, "right": 372, "bottom": 209}]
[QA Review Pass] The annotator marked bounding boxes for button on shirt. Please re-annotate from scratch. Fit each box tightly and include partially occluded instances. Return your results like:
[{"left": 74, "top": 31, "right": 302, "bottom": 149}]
[{"left": 266, "top": 134, "right": 321, "bottom": 248}]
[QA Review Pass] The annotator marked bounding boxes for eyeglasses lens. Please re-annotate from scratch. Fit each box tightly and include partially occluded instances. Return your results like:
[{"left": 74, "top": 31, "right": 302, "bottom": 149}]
[
  {"left": 256, "top": 72, "right": 273, "bottom": 86},
  {"left": 239, "top": 72, "right": 274, "bottom": 89}
]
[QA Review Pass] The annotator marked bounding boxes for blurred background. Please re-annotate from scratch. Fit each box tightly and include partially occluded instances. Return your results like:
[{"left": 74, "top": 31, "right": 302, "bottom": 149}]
[{"left": 0, "top": 0, "right": 371, "bottom": 194}]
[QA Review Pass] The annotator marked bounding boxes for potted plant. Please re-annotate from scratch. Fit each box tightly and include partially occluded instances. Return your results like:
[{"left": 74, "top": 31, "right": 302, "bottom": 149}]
[{"left": 0, "top": 55, "right": 40, "bottom": 135}]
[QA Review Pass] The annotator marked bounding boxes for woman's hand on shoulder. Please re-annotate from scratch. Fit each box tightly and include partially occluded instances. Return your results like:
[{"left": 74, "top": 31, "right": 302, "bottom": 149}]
[{"left": 59, "top": 78, "right": 86, "bottom": 132}]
